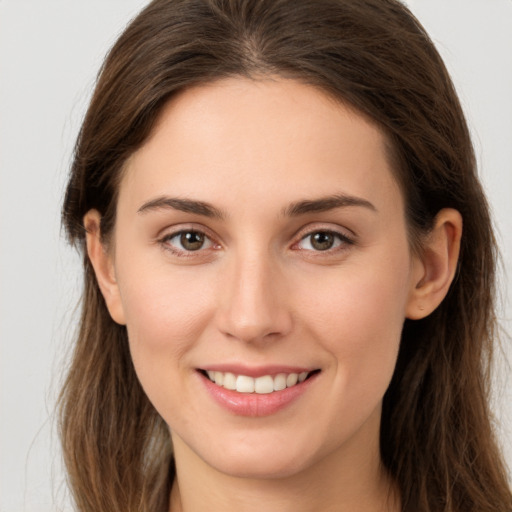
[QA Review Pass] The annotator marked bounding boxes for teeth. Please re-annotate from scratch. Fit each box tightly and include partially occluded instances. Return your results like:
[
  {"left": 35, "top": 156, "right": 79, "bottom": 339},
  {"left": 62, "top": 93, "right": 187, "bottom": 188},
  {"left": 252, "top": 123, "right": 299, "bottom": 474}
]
[
  {"left": 205, "top": 370, "right": 312, "bottom": 393},
  {"left": 255, "top": 375, "right": 274, "bottom": 394},
  {"left": 273, "top": 373, "right": 287, "bottom": 391},
  {"left": 286, "top": 373, "right": 298, "bottom": 387},
  {"left": 223, "top": 372, "right": 237, "bottom": 390},
  {"left": 236, "top": 375, "right": 255, "bottom": 393}
]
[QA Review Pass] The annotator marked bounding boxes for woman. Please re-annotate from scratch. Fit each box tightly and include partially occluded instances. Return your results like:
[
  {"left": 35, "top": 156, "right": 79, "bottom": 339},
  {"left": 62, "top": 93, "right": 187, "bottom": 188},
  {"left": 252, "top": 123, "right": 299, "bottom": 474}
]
[{"left": 59, "top": 0, "right": 512, "bottom": 510}]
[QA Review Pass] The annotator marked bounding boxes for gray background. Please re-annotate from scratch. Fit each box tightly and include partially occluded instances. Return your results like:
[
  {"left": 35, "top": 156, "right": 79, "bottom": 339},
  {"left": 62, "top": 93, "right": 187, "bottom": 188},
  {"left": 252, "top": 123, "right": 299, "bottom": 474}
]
[{"left": 1, "top": 1, "right": 511, "bottom": 510}]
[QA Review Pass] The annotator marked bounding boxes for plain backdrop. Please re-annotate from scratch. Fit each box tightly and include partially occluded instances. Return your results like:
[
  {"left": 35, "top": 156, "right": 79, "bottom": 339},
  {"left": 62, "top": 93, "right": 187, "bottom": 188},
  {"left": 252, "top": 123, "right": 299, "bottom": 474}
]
[{"left": 1, "top": 1, "right": 511, "bottom": 510}]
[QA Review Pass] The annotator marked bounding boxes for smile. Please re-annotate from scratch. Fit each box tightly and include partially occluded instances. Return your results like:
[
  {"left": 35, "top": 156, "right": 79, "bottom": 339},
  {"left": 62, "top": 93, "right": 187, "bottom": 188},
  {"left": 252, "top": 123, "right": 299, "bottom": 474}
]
[
  {"left": 198, "top": 367, "right": 321, "bottom": 416},
  {"left": 204, "top": 370, "right": 314, "bottom": 394}
]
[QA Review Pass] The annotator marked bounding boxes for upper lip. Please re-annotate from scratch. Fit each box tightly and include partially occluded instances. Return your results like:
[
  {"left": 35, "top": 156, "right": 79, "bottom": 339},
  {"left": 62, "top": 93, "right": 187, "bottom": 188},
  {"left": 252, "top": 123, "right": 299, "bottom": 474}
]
[{"left": 198, "top": 364, "right": 317, "bottom": 378}]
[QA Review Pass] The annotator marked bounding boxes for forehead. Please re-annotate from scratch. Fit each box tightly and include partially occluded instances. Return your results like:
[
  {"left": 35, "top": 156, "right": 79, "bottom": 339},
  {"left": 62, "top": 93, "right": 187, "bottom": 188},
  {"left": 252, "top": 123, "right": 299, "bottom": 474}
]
[{"left": 121, "top": 77, "right": 403, "bottom": 215}]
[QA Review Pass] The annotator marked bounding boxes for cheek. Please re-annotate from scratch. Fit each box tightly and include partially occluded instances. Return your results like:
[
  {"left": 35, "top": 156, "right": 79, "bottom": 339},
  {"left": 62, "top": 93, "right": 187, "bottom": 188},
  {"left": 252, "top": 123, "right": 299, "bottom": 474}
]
[
  {"left": 115, "top": 262, "right": 221, "bottom": 426},
  {"left": 116, "top": 259, "right": 216, "bottom": 378},
  {"left": 298, "top": 251, "right": 411, "bottom": 396}
]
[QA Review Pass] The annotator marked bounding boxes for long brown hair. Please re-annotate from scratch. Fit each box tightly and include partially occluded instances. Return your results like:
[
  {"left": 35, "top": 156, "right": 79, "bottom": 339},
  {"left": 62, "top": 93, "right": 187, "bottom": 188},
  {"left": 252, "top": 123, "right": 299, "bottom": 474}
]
[{"left": 60, "top": 0, "right": 512, "bottom": 510}]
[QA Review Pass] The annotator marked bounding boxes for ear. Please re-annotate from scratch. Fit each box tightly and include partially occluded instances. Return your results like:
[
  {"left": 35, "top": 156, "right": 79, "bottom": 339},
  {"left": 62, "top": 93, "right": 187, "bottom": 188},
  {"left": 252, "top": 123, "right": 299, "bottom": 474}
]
[
  {"left": 406, "top": 208, "right": 462, "bottom": 320},
  {"left": 84, "top": 210, "right": 126, "bottom": 325}
]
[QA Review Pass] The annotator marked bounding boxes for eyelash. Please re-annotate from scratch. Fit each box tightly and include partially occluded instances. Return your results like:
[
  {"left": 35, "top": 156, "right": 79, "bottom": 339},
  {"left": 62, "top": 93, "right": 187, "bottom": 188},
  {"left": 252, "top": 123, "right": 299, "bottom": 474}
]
[
  {"left": 158, "top": 227, "right": 355, "bottom": 257},
  {"left": 293, "top": 229, "right": 354, "bottom": 253},
  {"left": 159, "top": 229, "right": 219, "bottom": 257}
]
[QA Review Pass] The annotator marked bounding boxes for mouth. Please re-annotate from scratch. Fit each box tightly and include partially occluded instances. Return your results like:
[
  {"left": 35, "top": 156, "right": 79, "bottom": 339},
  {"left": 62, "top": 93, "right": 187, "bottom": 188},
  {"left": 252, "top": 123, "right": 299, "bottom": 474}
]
[
  {"left": 197, "top": 366, "right": 321, "bottom": 416},
  {"left": 199, "top": 369, "right": 321, "bottom": 394}
]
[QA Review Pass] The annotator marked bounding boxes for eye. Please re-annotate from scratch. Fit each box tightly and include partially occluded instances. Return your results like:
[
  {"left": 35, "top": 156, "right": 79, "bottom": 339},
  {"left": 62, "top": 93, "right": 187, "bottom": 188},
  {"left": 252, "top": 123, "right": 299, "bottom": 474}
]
[
  {"left": 296, "top": 230, "right": 352, "bottom": 251},
  {"left": 161, "top": 230, "right": 215, "bottom": 253}
]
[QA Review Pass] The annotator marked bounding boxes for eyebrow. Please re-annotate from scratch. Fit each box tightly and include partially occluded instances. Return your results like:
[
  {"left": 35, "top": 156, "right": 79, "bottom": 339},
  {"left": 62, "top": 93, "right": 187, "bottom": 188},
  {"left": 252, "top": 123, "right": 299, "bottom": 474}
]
[
  {"left": 137, "top": 196, "right": 225, "bottom": 219},
  {"left": 136, "top": 193, "right": 376, "bottom": 219},
  {"left": 282, "top": 194, "right": 377, "bottom": 217}
]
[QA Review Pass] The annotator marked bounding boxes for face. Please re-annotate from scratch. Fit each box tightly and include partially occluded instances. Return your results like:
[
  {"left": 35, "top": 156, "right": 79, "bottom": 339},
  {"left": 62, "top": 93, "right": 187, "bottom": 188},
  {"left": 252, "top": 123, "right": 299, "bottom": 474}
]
[{"left": 100, "top": 78, "right": 423, "bottom": 479}]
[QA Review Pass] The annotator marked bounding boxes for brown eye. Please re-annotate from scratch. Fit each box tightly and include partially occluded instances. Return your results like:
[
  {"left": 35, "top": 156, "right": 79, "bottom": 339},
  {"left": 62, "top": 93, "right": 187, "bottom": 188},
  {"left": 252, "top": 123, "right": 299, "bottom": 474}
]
[
  {"left": 180, "top": 231, "right": 205, "bottom": 251},
  {"left": 310, "top": 232, "right": 335, "bottom": 251},
  {"left": 296, "top": 230, "right": 353, "bottom": 252},
  {"left": 162, "top": 230, "right": 215, "bottom": 253}
]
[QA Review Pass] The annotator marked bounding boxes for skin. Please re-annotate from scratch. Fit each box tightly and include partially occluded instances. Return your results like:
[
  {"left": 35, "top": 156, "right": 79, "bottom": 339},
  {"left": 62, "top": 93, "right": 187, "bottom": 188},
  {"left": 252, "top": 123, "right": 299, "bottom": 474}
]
[{"left": 85, "top": 78, "right": 462, "bottom": 511}]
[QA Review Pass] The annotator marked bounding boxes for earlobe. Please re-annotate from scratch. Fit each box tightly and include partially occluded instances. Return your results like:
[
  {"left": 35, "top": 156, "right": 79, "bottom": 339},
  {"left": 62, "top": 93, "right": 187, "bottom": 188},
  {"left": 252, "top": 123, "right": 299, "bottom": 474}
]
[
  {"left": 406, "top": 208, "right": 462, "bottom": 320},
  {"left": 84, "top": 210, "right": 126, "bottom": 325}
]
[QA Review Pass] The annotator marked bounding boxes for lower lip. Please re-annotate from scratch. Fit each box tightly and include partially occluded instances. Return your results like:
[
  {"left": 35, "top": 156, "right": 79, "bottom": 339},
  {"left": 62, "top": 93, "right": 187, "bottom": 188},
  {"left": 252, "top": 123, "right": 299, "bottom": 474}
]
[{"left": 199, "top": 372, "right": 318, "bottom": 417}]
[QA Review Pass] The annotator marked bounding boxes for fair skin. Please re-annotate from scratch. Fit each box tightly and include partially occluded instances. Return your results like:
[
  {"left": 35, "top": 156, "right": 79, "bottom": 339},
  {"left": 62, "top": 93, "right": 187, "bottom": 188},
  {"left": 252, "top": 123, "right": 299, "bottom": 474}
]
[{"left": 85, "top": 78, "right": 462, "bottom": 511}]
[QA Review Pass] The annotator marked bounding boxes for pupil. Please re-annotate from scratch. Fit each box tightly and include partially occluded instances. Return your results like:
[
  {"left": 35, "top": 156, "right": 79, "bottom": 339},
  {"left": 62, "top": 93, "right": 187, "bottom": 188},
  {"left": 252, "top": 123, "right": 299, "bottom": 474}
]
[
  {"left": 181, "top": 232, "right": 204, "bottom": 251},
  {"left": 311, "top": 232, "right": 334, "bottom": 251}
]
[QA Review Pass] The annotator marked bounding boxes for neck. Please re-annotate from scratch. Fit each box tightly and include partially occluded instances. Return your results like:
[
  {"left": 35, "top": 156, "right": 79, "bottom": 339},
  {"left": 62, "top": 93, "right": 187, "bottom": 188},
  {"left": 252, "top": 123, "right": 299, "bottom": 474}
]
[{"left": 168, "top": 417, "right": 400, "bottom": 512}]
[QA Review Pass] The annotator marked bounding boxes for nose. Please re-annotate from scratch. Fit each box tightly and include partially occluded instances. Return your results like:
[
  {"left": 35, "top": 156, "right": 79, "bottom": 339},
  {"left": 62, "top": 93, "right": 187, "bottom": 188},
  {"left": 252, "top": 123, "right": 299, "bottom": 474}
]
[{"left": 216, "top": 250, "right": 293, "bottom": 344}]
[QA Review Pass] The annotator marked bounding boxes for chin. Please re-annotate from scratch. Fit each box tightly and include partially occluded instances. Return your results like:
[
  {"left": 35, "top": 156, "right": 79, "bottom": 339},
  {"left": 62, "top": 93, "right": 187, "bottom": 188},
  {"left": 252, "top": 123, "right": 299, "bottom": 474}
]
[
  {"left": 194, "top": 434, "right": 325, "bottom": 480},
  {"left": 209, "top": 453, "right": 309, "bottom": 480}
]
